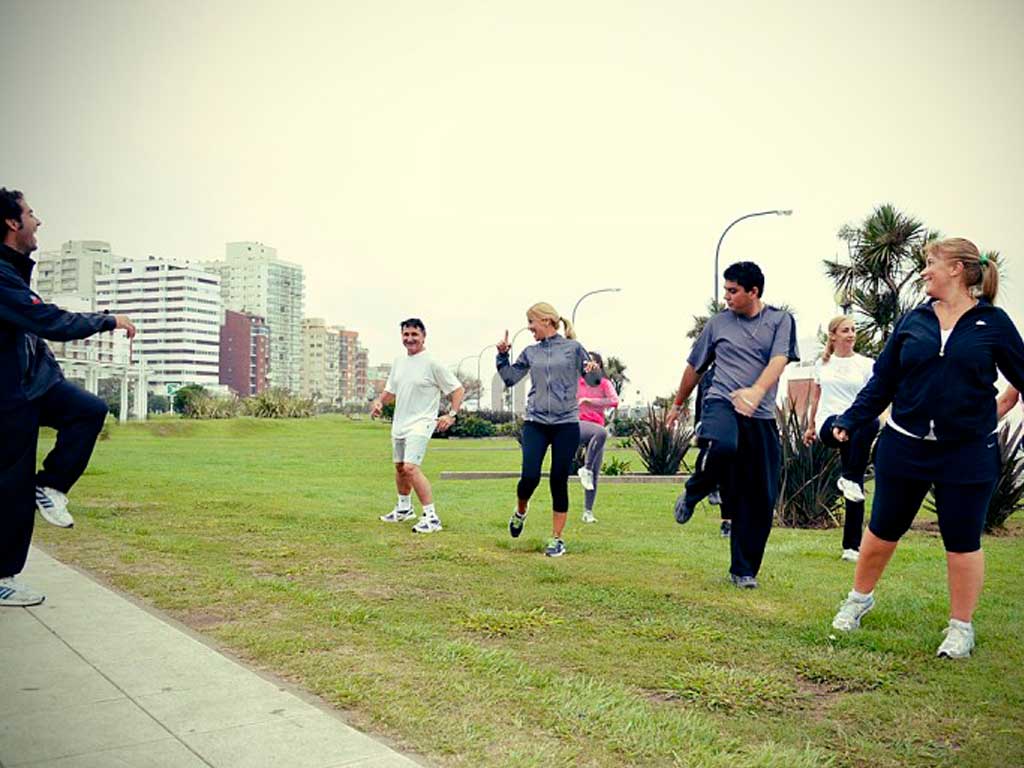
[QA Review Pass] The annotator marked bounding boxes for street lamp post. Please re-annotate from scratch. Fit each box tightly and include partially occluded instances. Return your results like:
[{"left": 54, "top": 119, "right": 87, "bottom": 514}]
[
  {"left": 713, "top": 210, "right": 792, "bottom": 306},
  {"left": 571, "top": 288, "right": 622, "bottom": 327},
  {"left": 454, "top": 355, "right": 476, "bottom": 379},
  {"left": 509, "top": 325, "right": 530, "bottom": 358},
  {"left": 476, "top": 343, "right": 494, "bottom": 411}
]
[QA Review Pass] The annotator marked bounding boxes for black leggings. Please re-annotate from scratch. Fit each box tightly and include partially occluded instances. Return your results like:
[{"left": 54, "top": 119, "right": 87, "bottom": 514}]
[
  {"left": 518, "top": 421, "right": 580, "bottom": 513},
  {"left": 870, "top": 472, "right": 996, "bottom": 553},
  {"left": 819, "top": 415, "right": 879, "bottom": 550}
]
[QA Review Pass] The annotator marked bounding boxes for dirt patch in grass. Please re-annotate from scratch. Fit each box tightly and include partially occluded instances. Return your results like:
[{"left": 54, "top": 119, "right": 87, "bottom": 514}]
[{"left": 179, "top": 609, "right": 232, "bottom": 630}]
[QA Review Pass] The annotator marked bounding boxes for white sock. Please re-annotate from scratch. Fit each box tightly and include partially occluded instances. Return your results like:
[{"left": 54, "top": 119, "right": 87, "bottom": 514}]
[
  {"left": 397, "top": 494, "right": 412, "bottom": 510},
  {"left": 949, "top": 618, "right": 972, "bottom": 630},
  {"left": 850, "top": 589, "right": 873, "bottom": 602},
  {"left": 422, "top": 503, "right": 437, "bottom": 519}
]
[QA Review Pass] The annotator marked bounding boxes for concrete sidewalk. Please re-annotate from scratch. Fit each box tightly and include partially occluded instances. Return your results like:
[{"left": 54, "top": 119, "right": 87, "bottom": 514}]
[{"left": 0, "top": 548, "right": 424, "bottom": 768}]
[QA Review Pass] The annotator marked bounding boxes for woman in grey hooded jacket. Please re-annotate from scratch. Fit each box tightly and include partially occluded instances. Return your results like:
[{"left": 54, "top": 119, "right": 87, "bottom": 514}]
[{"left": 497, "top": 302, "right": 593, "bottom": 557}]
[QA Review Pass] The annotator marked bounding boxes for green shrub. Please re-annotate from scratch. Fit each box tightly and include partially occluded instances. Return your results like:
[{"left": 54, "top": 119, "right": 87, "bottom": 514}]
[
  {"left": 473, "top": 409, "right": 517, "bottom": 425},
  {"left": 445, "top": 414, "right": 495, "bottom": 438},
  {"left": 774, "top": 405, "right": 843, "bottom": 528},
  {"left": 495, "top": 419, "right": 522, "bottom": 438},
  {"left": 602, "top": 456, "right": 632, "bottom": 475},
  {"left": 610, "top": 415, "right": 641, "bottom": 438},
  {"left": 241, "top": 389, "right": 315, "bottom": 419},
  {"left": 633, "top": 405, "right": 693, "bottom": 475},
  {"left": 182, "top": 391, "right": 239, "bottom": 419},
  {"left": 173, "top": 384, "right": 207, "bottom": 414}
]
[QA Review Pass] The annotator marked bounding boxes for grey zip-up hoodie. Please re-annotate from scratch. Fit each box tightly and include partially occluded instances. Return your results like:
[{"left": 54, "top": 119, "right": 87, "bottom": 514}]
[{"left": 497, "top": 334, "right": 589, "bottom": 424}]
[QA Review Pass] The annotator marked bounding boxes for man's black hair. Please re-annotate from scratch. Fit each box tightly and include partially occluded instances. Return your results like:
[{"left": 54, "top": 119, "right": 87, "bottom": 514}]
[
  {"left": 0, "top": 188, "right": 25, "bottom": 230},
  {"left": 400, "top": 318, "right": 426, "bottom": 333},
  {"left": 723, "top": 261, "right": 765, "bottom": 298}
]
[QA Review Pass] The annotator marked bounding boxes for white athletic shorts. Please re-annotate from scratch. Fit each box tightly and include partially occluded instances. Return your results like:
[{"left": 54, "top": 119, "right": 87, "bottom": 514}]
[{"left": 392, "top": 434, "right": 430, "bottom": 466}]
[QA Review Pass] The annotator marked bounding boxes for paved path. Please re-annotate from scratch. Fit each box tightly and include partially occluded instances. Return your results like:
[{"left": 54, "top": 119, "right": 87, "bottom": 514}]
[{"left": 0, "top": 548, "right": 423, "bottom": 768}]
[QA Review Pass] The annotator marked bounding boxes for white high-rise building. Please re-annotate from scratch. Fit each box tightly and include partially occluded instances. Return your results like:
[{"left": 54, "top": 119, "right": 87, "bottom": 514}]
[
  {"left": 205, "top": 242, "right": 305, "bottom": 393},
  {"left": 95, "top": 258, "right": 222, "bottom": 393},
  {"left": 33, "top": 240, "right": 119, "bottom": 305},
  {"left": 47, "top": 292, "right": 130, "bottom": 366},
  {"left": 300, "top": 318, "right": 341, "bottom": 403}
]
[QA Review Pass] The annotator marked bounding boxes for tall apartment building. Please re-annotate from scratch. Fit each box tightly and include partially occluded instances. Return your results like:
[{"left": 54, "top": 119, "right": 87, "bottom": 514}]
[
  {"left": 205, "top": 242, "right": 304, "bottom": 393},
  {"left": 338, "top": 329, "right": 370, "bottom": 403},
  {"left": 33, "top": 240, "right": 118, "bottom": 305},
  {"left": 95, "top": 258, "right": 222, "bottom": 393},
  {"left": 220, "top": 310, "right": 270, "bottom": 396},
  {"left": 366, "top": 363, "right": 391, "bottom": 399},
  {"left": 46, "top": 293, "right": 130, "bottom": 366},
  {"left": 299, "top": 318, "right": 341, "bottom": 403},
  {"left": 355, "top": 345, "right": 369, "bottom": 400}
]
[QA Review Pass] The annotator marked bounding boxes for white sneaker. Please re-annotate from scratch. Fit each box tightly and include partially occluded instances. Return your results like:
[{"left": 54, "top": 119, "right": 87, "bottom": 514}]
[
  {"left": 937, "top": 620, "right": 975, "bottom": 659},
  {"left": 578, "top": 467, "right": 595, "bottom": 491},
  {"left": 837, "top": 478, "right": 865, "bottom": 503},
  {"left": 412, "top": 515, "right": 442, "bottom": 534},
  {"left": 0, "top": 577, "right": 46, "bottom": 607},
  {"left": 380, "top": 506, "right": 417, "bottom": 523},
  {"left": 35, "top": 487, "right": 74, "bottom": 528},
  {"left": 582, "top": 509, "right": 597, "bottom": 524},
  {"left": 831, "top": 592, "right": 875, "bottom": 632},
  {"left": 841, "top": 548, "right": 860, "bottom": 562}
]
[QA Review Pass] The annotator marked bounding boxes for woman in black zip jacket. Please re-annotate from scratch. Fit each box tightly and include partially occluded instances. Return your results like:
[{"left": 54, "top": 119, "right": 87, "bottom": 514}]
[{"left": 830, "top": 238, "right": 1024, "bottom": 659}]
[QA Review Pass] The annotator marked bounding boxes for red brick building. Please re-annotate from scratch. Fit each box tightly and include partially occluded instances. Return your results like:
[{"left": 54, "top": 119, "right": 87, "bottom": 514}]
[{"left": 220, "top": 310, "right": 270, "bottom": 395}]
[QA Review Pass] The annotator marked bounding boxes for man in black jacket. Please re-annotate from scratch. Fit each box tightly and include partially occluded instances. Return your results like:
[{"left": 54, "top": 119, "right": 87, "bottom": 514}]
[{"left": 0, "top": 188, "right": 135, "bottom": 607}]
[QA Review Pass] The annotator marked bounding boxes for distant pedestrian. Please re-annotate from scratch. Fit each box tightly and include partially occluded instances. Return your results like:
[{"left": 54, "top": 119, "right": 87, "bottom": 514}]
[
  {"left": 497, "top": 302, "right": 596, "bottom": 557},
  {"left": 1, "top": 188, "right": 136, "bottom": 607},
  {"left": 576, "top": 352, "right": 619, "bottom": 523},
  {"left": 830, "top": 239, "right": 1024, "bottom": 659},
  {"left": 371, "top": 318, "right": 464, "bottom": 533},
  {"left": 803, "top": 316, "right": 878, "bottom": 562},
  {"left": 666, "top": 261, "right": 799, "bottom": 588}
]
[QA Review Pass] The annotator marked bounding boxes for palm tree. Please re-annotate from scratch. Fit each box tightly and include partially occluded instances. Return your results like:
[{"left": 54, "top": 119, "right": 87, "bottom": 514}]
[
  {"left": 824, "top": 204, "right": 937, "bottom": 355},
  {"left": 687, "top": 299, "right": 726, "bottom": 340},
  {"left": 603, "top": 356, "right": 629, "bottom": 397}
]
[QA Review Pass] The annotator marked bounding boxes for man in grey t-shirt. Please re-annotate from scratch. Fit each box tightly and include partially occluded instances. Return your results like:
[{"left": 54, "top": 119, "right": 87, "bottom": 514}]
[{"left": 666, "top": 261, "right": 799, "bottom": 587}]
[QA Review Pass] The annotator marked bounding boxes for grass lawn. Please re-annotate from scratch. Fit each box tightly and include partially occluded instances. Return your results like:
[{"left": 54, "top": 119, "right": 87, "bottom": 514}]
[{"left": 36, "top": 415, "right": 1024, "bottom": 767}]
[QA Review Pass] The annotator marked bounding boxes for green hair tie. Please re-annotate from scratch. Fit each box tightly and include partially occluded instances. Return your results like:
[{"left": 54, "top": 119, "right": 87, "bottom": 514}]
[{"left": 979, "top": 253, "right": 989, "bottom": 267}]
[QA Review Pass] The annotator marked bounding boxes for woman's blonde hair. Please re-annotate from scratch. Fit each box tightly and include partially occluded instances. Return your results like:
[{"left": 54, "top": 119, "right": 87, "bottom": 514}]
[
  {"left": 821, "top": 315, "right": 855, "bottom": 363},
  {"left": 527, "top": 302, "right": 576, "bottom": 340},
  {"left": 924, "top": 237, "right": 999, "bottom": 303}
]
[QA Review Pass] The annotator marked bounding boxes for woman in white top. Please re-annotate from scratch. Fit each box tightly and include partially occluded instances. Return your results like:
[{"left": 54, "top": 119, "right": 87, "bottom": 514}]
[{"left": 803, "top": 316, "right": 877, "bottom": 561}]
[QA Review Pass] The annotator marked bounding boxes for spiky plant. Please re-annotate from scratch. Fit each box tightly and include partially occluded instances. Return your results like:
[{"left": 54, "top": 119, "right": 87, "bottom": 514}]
[
  {"left": 633, "top": 405, "right": 693, "bottom": 475},
  {"left": 774, "top": 404, "right": 844, "bottom": 528}
]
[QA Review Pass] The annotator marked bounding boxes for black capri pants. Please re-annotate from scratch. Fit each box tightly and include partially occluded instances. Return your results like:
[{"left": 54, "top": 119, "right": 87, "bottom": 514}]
[
  {"left": 518, "top": 421, "right": 580, "bottom": 513},
  {"left": 869, "top": 428, "right": 999, "bottom": 553}
]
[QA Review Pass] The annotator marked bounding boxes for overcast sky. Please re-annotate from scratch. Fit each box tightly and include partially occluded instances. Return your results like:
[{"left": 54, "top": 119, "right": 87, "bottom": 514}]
[{"left": 4, "top": 0, "right": 1022, "bottom": 403}]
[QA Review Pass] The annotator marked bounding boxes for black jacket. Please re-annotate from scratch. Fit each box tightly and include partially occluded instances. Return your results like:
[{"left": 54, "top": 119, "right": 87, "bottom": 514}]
[
  {"left": 836, "top": 299, "right": 1024, "bottom": 441},
  {"left": 0, "top": 244, "right": 116, "bottom": 410}
]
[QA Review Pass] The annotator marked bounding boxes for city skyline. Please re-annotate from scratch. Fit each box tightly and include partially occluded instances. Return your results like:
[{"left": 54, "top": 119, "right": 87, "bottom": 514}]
[{"left": 4, "top": 1, "right": 1022, "bottom": 402}]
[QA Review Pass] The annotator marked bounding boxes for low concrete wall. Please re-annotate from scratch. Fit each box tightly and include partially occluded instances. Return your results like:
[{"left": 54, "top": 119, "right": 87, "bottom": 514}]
[{"left": 440, "top": 471, "right": 689, "bottom": 484}]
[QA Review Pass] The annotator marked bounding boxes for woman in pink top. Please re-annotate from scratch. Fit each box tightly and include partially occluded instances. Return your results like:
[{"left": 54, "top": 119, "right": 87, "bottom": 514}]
[{"left": 576, "top": 352, "right": 619, "bottom": 522}]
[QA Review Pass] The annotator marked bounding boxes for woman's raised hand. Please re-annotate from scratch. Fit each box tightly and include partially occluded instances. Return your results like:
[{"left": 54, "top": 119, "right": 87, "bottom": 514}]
[{"left": 496, "top": 330, "right": 510, "bottom": 355}]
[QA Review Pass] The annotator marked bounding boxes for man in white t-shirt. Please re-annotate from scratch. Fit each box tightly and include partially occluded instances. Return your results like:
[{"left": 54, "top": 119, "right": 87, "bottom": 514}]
[{"left": 371, "top": 318, "right": 464, "bottom": 533}]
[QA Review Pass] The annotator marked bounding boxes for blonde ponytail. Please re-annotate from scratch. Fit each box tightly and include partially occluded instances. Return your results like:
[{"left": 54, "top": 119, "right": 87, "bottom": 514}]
[
  {"left": 559, "top": 316, "right": 577, "bottom": 340},
  {"left": 924, "top": 237, "right": 1000, "bottom": 303},
  {"left": 527, "top": 302, "right": 577, "bottom": 338}
]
